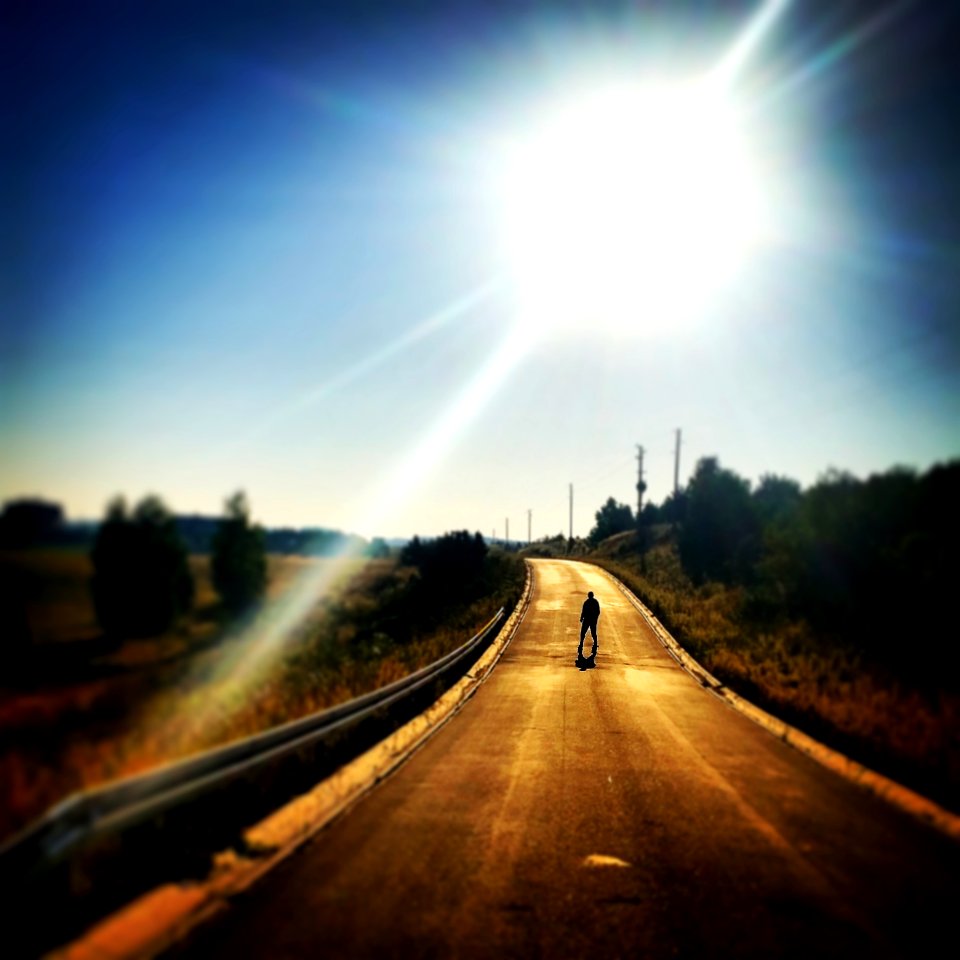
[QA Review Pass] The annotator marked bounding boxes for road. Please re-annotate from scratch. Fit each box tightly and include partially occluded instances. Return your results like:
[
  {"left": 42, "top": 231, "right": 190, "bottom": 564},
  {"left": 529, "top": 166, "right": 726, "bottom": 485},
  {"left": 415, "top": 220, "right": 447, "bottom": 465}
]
[{"left": 172, "top": 559, "right": 960, "bottom": 959}]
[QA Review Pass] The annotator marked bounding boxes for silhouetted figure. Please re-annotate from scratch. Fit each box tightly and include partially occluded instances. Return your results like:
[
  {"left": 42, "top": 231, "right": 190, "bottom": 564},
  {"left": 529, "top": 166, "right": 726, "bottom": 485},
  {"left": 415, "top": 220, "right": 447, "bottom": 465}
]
[{"left": 577, "top": 590, "right": 600, "bottom": 664}]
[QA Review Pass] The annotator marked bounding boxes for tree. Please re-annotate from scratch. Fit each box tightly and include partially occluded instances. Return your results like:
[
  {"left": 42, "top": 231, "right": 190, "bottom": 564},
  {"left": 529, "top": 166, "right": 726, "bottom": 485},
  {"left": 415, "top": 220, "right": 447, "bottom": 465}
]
[
  {"left": 91, "top": 495, "right": 194, "bottom": 637},
  {"left": 589, "top": 497, "right": 634, "bottom": 545},
  {"left": 366, "top": 537, "right": 391, "bottom": 558},
  {"left": 768, "top": 466, "right": 929, "bottom": 643},
  {"left": 211, "top": 491, "right": 267, "bottom": 615},
  {"left": 660, "top": 489, "right": 688, "bottom": 526},
  {"left": 678, "top": 457, "right": 759, "bottom": 584},
  {"left": 752, "top": 474, "right": 802, "bottom": 525},
  {"left": 639, "top": 502, "right": 661, "bottom": 526}
]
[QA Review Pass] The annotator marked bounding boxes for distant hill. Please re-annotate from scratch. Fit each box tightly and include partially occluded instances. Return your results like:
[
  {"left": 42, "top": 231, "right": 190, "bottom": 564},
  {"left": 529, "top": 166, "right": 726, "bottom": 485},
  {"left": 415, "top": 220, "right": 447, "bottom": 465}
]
[
  {"left": 0, "top": 499, "right": 373, "bottom": 557},
  {"left": 177, "top": 515, "right": 371, "bottom": 557}
]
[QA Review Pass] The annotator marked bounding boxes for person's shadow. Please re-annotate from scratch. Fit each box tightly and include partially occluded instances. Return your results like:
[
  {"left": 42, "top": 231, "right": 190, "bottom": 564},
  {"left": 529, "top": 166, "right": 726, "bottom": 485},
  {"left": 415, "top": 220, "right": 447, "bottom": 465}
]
[{"left": 576, "top": 652, "right": 596, "bottom": 671}]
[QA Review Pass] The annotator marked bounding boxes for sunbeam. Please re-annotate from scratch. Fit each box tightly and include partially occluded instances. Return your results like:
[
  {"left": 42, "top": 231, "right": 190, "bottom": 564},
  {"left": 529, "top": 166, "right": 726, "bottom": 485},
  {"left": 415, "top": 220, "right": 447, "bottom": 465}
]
[
  {"left": 292, "top": 278, "right": 503, "bottom": 415},
  {"left": 358, "top": 323, "right": 535, "bottom": 531},
  {"left": 756, "top": 1, "right": 913, "bottom": 108},
  {"left": 711, "top": 0, "right": 792, "bottom": 86},
  {"left": 189, "top": 278, "right": 502, "bottom": 469},
  {"left": 144, "top": 324, "right": 533, "bottom": 745}
]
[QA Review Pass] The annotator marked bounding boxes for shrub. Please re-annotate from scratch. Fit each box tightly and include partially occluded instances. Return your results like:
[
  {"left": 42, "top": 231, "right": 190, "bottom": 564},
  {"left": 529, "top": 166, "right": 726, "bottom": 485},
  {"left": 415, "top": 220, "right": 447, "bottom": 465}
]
[{"left": 401, "top": 531, "right": 488, "bottom": 597}]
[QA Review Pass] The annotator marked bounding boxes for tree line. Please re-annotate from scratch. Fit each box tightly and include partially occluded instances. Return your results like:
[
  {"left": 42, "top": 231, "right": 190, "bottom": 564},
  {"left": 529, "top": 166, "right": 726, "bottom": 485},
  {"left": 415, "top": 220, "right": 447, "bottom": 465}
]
[
  {"left": 0, "top": 494, "right": 394, "bottom": 642},
  {"left": 589, "top": 457, "right": 960, "bottom": 669}
]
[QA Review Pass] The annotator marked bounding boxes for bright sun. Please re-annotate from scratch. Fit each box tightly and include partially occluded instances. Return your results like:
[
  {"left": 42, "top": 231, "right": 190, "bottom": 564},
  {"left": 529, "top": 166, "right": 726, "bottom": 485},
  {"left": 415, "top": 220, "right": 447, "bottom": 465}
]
[{"left": 496, "top": 79, "right": 769, "bottom": 338}]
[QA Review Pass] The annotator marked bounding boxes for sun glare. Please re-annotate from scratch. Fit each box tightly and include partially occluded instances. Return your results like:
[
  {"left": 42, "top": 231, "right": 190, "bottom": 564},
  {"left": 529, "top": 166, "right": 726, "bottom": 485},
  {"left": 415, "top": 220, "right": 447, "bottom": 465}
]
[{"left": 496, "top": 79, "right": 770, "bottom": 338}]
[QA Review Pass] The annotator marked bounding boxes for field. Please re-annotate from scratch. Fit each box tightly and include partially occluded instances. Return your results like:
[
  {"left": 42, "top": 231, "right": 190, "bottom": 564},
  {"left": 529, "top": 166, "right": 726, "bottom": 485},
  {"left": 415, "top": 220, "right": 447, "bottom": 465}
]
[
  {"left": 587, "top": 536, "right": 960, "bottom": 813},
  {"left": 0, "top": 547, "right": 524, "bottom": 842}
]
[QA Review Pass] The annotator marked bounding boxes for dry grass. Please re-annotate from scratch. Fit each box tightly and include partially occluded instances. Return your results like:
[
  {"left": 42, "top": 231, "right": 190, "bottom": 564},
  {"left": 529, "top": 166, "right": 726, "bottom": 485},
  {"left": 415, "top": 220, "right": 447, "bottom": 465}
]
[
  {"left": 592, "top": 546, "right": 960, "bottom": 812},
  {"left": 1, "top": 547, "right": 101, "bottom": 645},
  {"left": 0, "top": 549, "right": 522, "bottom": 841}
]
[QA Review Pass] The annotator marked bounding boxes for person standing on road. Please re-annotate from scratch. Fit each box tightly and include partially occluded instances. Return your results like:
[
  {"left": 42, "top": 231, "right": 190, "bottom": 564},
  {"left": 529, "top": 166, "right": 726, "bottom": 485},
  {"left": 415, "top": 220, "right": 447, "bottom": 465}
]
[{"left": 578, "top": 590, "right": 600, "bottom": 660}]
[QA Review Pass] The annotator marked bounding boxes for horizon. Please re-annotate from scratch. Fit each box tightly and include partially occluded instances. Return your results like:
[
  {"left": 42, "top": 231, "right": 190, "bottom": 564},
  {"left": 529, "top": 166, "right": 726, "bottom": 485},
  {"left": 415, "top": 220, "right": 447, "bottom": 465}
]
[
  {"left": 5, "top": 449, "right": 956, "bottom": 544},
  {"left": 5, "top": 1, "right": 959, "bottom": 541}
]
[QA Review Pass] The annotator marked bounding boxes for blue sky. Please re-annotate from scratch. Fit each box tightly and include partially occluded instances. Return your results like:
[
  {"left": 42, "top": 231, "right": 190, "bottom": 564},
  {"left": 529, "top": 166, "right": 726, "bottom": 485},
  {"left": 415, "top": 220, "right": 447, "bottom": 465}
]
[{"left": 4, "top": 1, "right": 959, "bottom": 539}]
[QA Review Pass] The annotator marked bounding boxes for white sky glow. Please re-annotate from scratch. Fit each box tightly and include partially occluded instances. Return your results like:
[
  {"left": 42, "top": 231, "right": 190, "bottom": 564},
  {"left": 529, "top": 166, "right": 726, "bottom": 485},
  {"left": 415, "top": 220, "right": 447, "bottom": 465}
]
[{"left": 495, "top": 79, "right": 770, "bottom": 338}]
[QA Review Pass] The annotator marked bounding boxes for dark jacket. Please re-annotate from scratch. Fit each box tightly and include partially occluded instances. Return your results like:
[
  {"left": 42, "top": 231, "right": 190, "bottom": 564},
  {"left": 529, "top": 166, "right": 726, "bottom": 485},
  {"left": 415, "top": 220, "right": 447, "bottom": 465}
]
[{"left": 580, "top": 596, "right": 600, "bottom": 623}]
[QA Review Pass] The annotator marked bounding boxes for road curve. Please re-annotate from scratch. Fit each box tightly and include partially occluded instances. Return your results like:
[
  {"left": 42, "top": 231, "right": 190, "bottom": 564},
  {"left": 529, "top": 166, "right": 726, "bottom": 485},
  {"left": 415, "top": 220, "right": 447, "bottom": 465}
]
[{"left": 171, "top": 559, "right": 960, "bottom": 959}]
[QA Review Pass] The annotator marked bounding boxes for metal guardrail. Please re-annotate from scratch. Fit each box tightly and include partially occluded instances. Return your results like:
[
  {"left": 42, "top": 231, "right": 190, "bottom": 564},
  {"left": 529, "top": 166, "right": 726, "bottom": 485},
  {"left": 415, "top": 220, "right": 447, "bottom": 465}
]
[{"left": 1, "top": 606, "right": 506, "bottom": 957}]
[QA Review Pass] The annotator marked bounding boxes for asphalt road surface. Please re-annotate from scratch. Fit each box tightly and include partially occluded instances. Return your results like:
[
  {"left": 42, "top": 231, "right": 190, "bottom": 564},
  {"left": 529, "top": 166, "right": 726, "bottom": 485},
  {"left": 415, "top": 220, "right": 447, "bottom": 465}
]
[{"left": 172, "top": 559, "right": 960, "bottom": 959}]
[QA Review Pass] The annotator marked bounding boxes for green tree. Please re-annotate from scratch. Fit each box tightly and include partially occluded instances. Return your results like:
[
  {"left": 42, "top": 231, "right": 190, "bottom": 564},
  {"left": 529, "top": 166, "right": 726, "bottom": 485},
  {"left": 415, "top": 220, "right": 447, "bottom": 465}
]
[
  {"left": 660, "top": 489, "right": 688, "bottom": 526},
  {"left": 639, "top": 502, "right": 661, "bottom": 526},
  {"left": 91, "top": 495, "right": 194, "bottom": 637},
  {"left": 770, "top": 466, "right": 934, "bottom": 646},
  {"left": 211, "top": 491, "right": 267, "bottom": 615},
  {"left": 589, "top": 497, "right": 635, "bottom": 544},
  {"left": 678, "top": 457, "right": 758, "bottom": 584},
  {"left": 366, "top": 537, "right": 391, "bottom": 558},
  {"left": 752, "top": 474, "right": 802, "bottom": 525}
]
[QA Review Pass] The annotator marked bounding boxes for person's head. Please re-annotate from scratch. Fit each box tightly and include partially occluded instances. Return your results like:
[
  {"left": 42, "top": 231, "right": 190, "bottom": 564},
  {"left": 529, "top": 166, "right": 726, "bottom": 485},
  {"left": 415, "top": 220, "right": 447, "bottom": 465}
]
[{"left": 587, "top": 591, "right": 594, "bottom": 598}]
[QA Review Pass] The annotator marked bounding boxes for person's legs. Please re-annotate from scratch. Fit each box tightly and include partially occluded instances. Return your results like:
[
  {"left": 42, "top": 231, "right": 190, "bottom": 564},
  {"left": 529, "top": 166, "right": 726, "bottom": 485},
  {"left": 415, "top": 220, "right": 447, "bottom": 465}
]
[
  {"left": 588, "top": 621, "right": 598, "bottom": 658},
  {"left": 578, "top": 620, "right": 589, "bottom": 658}
]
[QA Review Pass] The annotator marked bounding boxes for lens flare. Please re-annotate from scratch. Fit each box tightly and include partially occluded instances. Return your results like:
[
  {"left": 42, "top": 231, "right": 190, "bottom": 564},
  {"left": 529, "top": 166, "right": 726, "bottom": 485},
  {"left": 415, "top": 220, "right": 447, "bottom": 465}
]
[
  {"left": 195, "top": 278, "right": 502, "bottom": 467},
  {"left": 711, "top": 0, "right": 792, "bottom": 86},
  {"left": 138, "top": 325, "right": 533, "bottom": 746}
]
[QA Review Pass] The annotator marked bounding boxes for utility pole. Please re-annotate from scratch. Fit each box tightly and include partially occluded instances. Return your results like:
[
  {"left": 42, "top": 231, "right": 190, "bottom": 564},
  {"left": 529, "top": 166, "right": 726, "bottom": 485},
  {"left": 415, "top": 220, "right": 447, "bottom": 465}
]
[
  {"left": 636, "top": 444, "right": 646, "bottom": 517},
  {"left": 674, "top": 428, "right": 682, "bottom": 496},
  {"left": 527, "top": 508, "right": 532, "bottom": 545},
  {"left": 569, "top": 483, "right": 574, "bottom": 542},
  {"left": 505, "top": 517, "right": 509, "bottom": 545},
  {"left": 492, "top": 527, "right": 496, "bottom": 544}
]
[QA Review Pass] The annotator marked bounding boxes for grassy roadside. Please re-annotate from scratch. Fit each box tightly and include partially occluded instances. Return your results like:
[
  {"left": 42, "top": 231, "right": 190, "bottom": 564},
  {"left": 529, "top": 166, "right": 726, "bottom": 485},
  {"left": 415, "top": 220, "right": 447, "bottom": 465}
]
[
  {"left": 588, "top": 541, "right": 960, "bottom": 814},
  {"left": 0, "top": 547, "right": 525, "bottom": 842}
]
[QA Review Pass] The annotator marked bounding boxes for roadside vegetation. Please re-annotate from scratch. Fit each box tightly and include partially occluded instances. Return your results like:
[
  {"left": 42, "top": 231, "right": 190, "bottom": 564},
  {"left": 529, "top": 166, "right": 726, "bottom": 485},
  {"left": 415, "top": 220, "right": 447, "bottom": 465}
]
[
  {"left": 579, "top": 457, "right": 960, "bottom": 813},
  {"left": 0, "top": 496, "right": 525, "bottom": 842}
]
